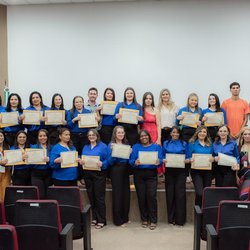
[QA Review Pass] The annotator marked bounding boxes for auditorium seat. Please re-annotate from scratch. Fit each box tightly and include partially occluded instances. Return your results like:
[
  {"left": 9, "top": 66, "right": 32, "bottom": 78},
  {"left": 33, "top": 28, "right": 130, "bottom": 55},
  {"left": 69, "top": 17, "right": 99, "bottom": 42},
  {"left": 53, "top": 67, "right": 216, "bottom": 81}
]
[
  {"left": 0, "top": 224, "right": 19, "bottom": 250},
  {"left": 0, "top": 201, "right": 6, "bottom": 224}
]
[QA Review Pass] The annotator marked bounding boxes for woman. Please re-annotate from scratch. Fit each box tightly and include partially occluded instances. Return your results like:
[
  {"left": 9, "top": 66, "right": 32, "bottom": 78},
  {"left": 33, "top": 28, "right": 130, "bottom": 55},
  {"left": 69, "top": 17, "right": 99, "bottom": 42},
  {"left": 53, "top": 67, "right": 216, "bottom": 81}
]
[
  {"left": 66, "top": 96, "right": 93, "bottom": 155},
  {"left": 0, "top": 130, "right": 10, "bottom": 201},
  {"left": 188, "top": 126, "right": 214, "bottom": 206},
  {"left": 202, "top": 93, "right": 227, "bottom": 141},
  {"left": 99, "top": 88, "right": 117, "bottom": 145},
  {"left": 129, "top": 130, "right": 163, "bottom": 230},
  {"left": 2, "top": 93, "right": 24, "bottom": 146},
  {"left": 50, "top": 128, "right": 79, "bottom": 186},
  {"left": 80, "top": 129, "right": 108, "bottom": 229},
  {"left": 141, "top": 92, "right": 161, "bottom": 145},
  {"left": 107, "top": 126, "right": 131, "bottom": 226},
  {"left": 114, "top": 87, "right": 143, "bottom": 146},
  {"left": 24, "top": 91, "right": 49, "bottom": 144},
  {"left": 48, "top": 93, "right": 67, "bottom": 145},
  {"left": 31, "top": 129, "right": 52, "bottom": 198},
  {"left": 11, "top": 131, "right": 31, "bottom": 185},
  {"left": 213, "top": 125, "right": 240, "bottom": 187},
  {"left": 238, "top": 127, "right": 250, "bottom": 200},
  {"left": 162, "top": 126, "right": 188, "bottom": 226},
  {"left": 158, "top": 88, "right": 179, "bottom": 144}
]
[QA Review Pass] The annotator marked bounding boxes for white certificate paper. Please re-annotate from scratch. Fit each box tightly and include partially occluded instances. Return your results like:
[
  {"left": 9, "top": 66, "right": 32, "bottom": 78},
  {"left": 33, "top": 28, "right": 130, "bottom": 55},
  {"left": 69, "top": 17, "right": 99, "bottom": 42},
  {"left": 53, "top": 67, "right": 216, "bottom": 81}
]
[
  {"left": 204, "top": 112, "right": 224, "bottom": 127},
  {"left": 165, "top": 154, "right": 185, "bottom": 168},
  {"left": 101, "top": 101, "right": 118, "bottom": 115},
  {"left": 25, "top": 149, "right": 46, "bottom": 164},
  {"left": 23, "top": 110, "right": 42, "bottom": 125},
  {"left": 111, "top": 144, "right": 131, "bottom": 159},
  {"left": 218, "top": 152, "right": 237, "bottom": 167},
  {"left": 45, "top": 110, "right": 65, "bottom": 125},
  {"left": 78, "top": 113, "right": 98, "bottom": 128},
  {"left": 118, "top": 108, "right": 139, "bottom": 125},
  {"left": 180, "top": 112, "right": 199, "bottom": 128},
  {"left": 4, "top": 149, "right": 24, "bottom": 166},
  {"left": 139, "top": 151, "right": 158, "bottom": 165},
  {"left": 1, "top": 112, "right": 19, "bottom": 125},
  {"left": 60, "top": 151, "right": 78, "bottom": 168},
  {"left": 82, "top": 155, "right": 100, "bottom": 171},
  {"left": 191, "top": 154, "right": 212, "bottom": 170}
]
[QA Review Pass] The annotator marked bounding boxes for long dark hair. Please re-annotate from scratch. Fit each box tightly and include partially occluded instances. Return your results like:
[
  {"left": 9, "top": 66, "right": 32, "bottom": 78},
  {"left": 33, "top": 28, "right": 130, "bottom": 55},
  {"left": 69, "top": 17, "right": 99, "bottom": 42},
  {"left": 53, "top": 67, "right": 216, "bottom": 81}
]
[
  {"left": 0, "top": 129, "right": 9, "bottom": 150},
  {"left": 14, "top": 130, "right": 29, "bottom": 149},
  {"left": 58, "top": 128, "right": 73, "bottom": 147},
  {"left": 36, "top": 129, "right": 51, "bottom": 150},
  {"left": 139, "top": 129, "right": 152, "bottom": 144},
  {"left": 123, "top": 87, "right": 139, "bottom": 106},
  {"left": 214, "top": 125, "right": 231, "bottom": 143},
  {"left": 29, "top": 91, "right": 45, "bottom": 108},
  {"left": 6, "top": 93, "right": 23, "bottom": 112},
  {"left": 142, "top": 92, "right": 155, "bottom": 118},
  {"left": 208, "top": 93, "right": 221, "bottom": 112},
  {"left": 51, "top": 93, "right": 64, "bottom": 110},
  {"left": 111, "top": 126, "right": 128, "bottom": 144},
  {"left": 70, "top": 96, "right": 84, "bottom": 116},
  {"left": 103, "top": 88, "right": 115, "bottom": 101}
]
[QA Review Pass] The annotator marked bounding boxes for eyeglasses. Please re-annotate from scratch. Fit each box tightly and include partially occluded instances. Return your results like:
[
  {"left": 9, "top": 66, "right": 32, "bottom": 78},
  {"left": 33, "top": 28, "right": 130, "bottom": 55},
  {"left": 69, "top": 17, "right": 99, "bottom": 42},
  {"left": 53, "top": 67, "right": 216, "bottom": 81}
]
[{"left": 88, "top": 134, "right": 97, "bottom": 137}]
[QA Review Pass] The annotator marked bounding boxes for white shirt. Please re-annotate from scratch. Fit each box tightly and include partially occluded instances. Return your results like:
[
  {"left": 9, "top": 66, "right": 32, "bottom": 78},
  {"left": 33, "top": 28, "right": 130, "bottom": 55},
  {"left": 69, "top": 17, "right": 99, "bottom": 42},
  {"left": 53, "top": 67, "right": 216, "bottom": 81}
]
[{"left": 160, "top": 105, "right": 179, "bottom": 129}]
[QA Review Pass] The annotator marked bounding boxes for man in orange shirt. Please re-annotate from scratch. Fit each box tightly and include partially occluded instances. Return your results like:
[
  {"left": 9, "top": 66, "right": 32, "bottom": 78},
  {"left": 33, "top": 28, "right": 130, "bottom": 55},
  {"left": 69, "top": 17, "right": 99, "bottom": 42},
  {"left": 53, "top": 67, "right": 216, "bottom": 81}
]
[{"left": 221, "top": 82, "right": 249, "bottom": 139}]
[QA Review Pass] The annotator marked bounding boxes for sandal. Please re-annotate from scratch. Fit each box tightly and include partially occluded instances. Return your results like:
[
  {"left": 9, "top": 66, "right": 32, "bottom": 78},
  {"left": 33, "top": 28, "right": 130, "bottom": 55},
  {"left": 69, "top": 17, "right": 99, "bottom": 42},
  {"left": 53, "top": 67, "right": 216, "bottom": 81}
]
[
  {"left": 95, "top": 223, "right": 105, "bottom": 229},
  {"left": 149, "top": 223, "right": 156, "bottom": 230},
  {"left": 141, "top": 221, "right": 148, "bottom": 228},
  {"left": 91, "top": 220, "right": 97, "bottom": 226}
]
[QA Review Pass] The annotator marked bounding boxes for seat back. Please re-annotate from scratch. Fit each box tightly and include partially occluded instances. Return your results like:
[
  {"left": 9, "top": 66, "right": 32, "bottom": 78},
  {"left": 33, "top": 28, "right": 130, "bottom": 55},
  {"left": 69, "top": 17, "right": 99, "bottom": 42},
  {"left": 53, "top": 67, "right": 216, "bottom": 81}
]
[
  {"left": 47, "top": 186, "right": 83, "bottom": 239},
  {"left": 201, "top": 187, "right": 239, "bottom": 240},
  {"left": 0, "top": 201, "right": 6, "bottom": 224},
  {"left": 217, "top": 201, "right": 250, "bottom": 250},
  {"left": 4, "top": 186, "right": 39, "bottom": 225},
  {"left": 15, "top": 200, "right": 62, "bottom": 250},
  {"left": 0, "top": 225, "right": 19, "bottom": 250}
]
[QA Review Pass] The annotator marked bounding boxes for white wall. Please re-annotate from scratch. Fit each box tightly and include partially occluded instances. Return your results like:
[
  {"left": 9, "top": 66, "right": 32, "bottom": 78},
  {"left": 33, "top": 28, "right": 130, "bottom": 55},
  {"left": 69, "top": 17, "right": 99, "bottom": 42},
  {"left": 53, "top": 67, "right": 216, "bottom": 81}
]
[{"left": 7, "top": 1, "right": 250, "bottom": 109}]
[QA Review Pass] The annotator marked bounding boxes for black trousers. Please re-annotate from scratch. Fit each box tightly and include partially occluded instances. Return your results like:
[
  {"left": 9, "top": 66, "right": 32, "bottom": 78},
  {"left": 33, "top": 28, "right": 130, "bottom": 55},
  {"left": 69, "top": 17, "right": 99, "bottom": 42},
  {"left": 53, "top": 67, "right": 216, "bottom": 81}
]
[
  {"left": 161, "top": 128, "right": 172, "bottom": 145},
  {"left": 31, "top": 169, "right": 52, "bottom": 199},
  {"left": 28, "top": 131, "right": 39, "bottom": 145},
  {"left": 191, "top": 169, "right": 213, "bottom": 206},
  {"left": 164, "top": 168, "right": 186, "bottom": 225},
  {"left": 12, "top": 168, "right": 31, "bottom": 186},
  {"left": 181, "top": 127, "right": 196, "bottom": 142},
  {"left": 134, "top": 168, "right": 158, "bottom": 224},
  {"left": 100, "top": 125, "right": 114, "bottom": 145},
  {"left": 71, "top": 132, "right": 88, "bottom": 155},
  {"left": 110, "top": 162, "right": 130, "bottom": 225},
  {"left": 48, "top": 127, "right": 63, "bottom": 146},
  {"left": 52, "top": 179, "right": 78, "bottom": 186},
  {"left": 5, "top": 133, "right": 17, "bottom": 147},
  {"left": 215, "top": 165, "right": 237, "bottom": 187},
  {"left": 207, "top": 127, "right": 219, "bottom": 142},
  {"left": 83, "top": 170, "right": 107, "bottom": 224},
  {"left": 119, "top": 123, "right": 139, "bottom": 146}
]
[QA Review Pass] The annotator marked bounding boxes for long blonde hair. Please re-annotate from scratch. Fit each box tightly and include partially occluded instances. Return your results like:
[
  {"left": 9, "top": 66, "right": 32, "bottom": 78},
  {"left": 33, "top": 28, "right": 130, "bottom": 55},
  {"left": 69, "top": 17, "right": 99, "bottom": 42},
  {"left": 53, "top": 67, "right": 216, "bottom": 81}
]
[
  {"left": 239, "top": 127, "right": 250, "bottom": 150},
  {"left": 158, "top": 88, "right": 175, "bottom": 111},
  {"left": 189, "top": 126, "right": 212, "bottom": 147}
]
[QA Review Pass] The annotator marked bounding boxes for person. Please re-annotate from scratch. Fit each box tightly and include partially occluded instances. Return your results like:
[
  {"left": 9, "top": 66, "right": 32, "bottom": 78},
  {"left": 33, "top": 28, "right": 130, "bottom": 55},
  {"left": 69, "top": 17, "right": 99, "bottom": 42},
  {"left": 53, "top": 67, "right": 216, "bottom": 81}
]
[
  {"left": 221, "top": 82, "right": 249, "bottom": 139},
  {"left": 99, "top": 88, "right": 117, "bottom": 145},
  {"left": 0, "top": 130, "right": 10, "bottom": 201},
  {"left": 10, "top": 131, "right": 31, "bottom": 185},
  {"left": 80, "top": 129, "right": 108, "bottom": 229},
  {"left": 66, "top": 96, "right": 92, "bottom": 155},
  {"left": 202, "top": 93, "right": 227, "bottom": 141},
  {"left": 158, "top": 88, "right": 179, "bottom": 144},
  {"left": 48, "top": 93, "right": 67, "bottom": 145},
  {"left": 107, "top": 126, "right": 131, "bottom": 226},
  {"left": 2, "top": 93, "right": 24, "bottom": 146},
  {"left": 114, "top": 87, "right": 143, "bottom": 146},
  {"left": 50, "top": 128, "right": 79, "bottom": 186},
  {"left": 129, "top": 130, "right": 163, "bottom": 230},
  {"left": 213, "top": 125, "right": 240, "bottom": 187},
  {"left": 31, "top": 129, "right": 52, "bottom": 198},
  {"left": 23, "top": 91, "right": 49, "bottom": 144},
  {"left": 188, "top": 126, "right": 214, "bottom": 206},
  {"left": 162, "top": 126, "right": 188, "bottom": 226},
  {"left": 85, "top": 87, "right": 99, "bottom": 113},
  {"left": 141, "top": 92, "right": 161, "bottom": 145},
  {"left": 238, "top": 127, "right": 250, "bottom": 200}
]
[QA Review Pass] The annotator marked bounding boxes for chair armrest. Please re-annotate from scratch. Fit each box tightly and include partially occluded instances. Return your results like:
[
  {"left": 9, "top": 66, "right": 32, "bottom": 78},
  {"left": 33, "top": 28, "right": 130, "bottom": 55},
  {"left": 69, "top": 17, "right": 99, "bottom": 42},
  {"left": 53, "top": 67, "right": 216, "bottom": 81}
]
[
  {"left": 82, "top": 204, "right": 92, "bottom": 250},
  {"left": 193, "top": 205, "right": 202, "bottom": 250},
  {"left": 206, "top": 224, "right": 217, "bottom": 250},
  {"left": 60, "top": 223, "right": 74, "bottom": 250}
]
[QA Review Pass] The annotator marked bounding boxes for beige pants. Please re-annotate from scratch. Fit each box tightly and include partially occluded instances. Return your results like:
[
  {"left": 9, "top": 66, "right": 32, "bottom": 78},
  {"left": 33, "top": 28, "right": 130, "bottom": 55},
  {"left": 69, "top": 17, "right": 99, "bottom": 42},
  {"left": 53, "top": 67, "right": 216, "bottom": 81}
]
[{"left": 0, "top": 169, "right": 11, "bottom": 201}]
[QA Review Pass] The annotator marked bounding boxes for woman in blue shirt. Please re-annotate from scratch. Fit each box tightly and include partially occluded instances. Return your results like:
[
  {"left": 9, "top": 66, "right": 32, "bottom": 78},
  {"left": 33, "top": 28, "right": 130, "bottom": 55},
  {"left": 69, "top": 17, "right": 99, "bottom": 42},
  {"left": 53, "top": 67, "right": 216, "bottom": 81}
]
[
  {"left": 188, "top": 126, "right": 214, "bottom": 206},
  {"left": 3, "top": 93, "right": 24, "bottom": 146},
  {"left": 31, "top": 129, "right": 52, "bottom": 198},
  {"left": 80, "top": 129, "right": 108, "bottom": 229},
  {"left": 213, "top": 125, "right": 240, "bottom": 187},
  {"left": 114, "top": 87, "right": 143, "bottom": 146},
  {"left": 162, "top": 126, "right": 189, "bottom": 226},
  {"left": 50, "top": 127, "right": 79, "bottom": 186},
  {"left": 201, "top": 93, "right": 227, "bottom": 141},
  {"left": 130, "top": 129, "right": 163, "bottom": 230},
  {"left": 107, "top": 125, "right": 131, "bottom": 226}
]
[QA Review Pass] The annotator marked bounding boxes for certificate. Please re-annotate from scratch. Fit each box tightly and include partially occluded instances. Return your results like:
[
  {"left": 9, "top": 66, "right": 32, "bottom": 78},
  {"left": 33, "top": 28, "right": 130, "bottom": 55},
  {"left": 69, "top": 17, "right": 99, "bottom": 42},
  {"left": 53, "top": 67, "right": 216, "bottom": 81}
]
[
  {"left": 45, "top": 110, "right": 65, "bottom": 125},
  {"left": 100, "top": 101, "right": 118, "bottom": 115},
  {"left": 4, "top": 149, "right": 24, "bottom": 166},
  {"left": 165, "top": 154, "right": 185, "bottom": 168},
  {"left": 204, "top": 112, "right": 224, "bottom": 127},
  {"left": 139, "top": 151, "right": 158, "bottom": 165},
  {"left": 0, "top": 112, "right": 19, "bottom": 127},
  {"left": 118, "top": 108, "right": 139, "bottom": 125},
  {"left": 191, "top": 154, "right": 212, "bottom": 170},
  {"left": 180, "top": 112, "right": 199, "bottom": 128},
  {"left": 111, "top": 144, "right": 131, "bottom": 159},
  {"left": 60, "top": 151, "right": 78, "bottom": 168},
  {"left": 82, "top": 155, "right": 100, "bottom": 171},
  {"left": 25, "top": 148, "right": 46, "bottom": 164},
  {"left": 23, "top": 110, "right": 42, "bottom": 125},
  {"left": 218, "top": 153, "right": 237, "bottom": 167},
  {"left": 78, "top": 113, "right": 98, "bottom": 128}
]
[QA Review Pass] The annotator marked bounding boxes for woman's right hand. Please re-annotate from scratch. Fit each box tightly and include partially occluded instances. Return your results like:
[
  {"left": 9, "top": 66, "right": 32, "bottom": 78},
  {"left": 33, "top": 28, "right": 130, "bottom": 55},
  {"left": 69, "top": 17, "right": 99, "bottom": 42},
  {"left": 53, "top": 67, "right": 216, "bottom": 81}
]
[
  {"left": 54, "top": 157, "right": 62, "bottom": 164},
  {"left": 177, "top": 115, "right": 184, "bottom": 121},
  {"left": 116, "top": 114, "right": 122, "bottom": 119}
]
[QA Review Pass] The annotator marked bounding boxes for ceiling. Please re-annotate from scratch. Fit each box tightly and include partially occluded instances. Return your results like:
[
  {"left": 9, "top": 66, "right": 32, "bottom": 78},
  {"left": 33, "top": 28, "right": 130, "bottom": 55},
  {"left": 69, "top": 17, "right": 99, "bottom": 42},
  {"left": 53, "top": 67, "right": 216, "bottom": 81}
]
[{"left": 0, "top": 0, "right": 139, "bottom": 4}]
